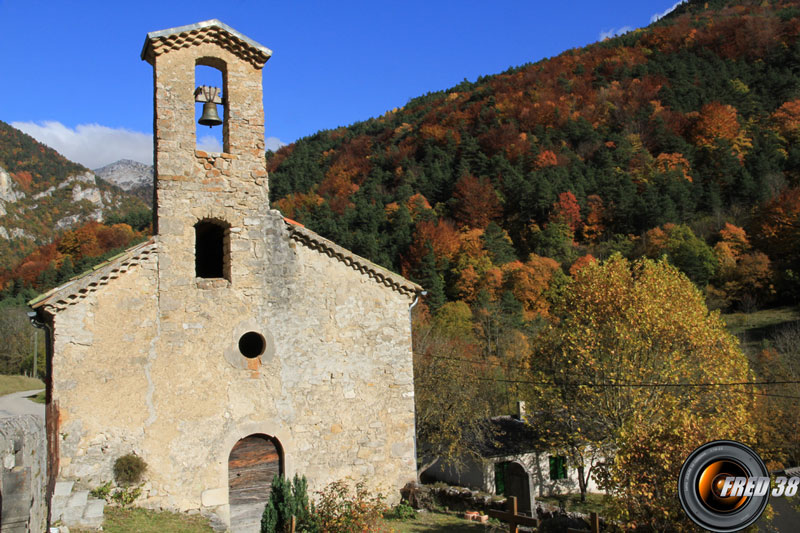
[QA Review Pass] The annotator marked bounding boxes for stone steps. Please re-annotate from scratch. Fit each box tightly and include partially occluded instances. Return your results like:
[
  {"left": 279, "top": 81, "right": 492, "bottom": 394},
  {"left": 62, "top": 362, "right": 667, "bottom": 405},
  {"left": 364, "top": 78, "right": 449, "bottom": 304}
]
[{"left": 51, "top": 480, "right": 105, "bottom": 529}]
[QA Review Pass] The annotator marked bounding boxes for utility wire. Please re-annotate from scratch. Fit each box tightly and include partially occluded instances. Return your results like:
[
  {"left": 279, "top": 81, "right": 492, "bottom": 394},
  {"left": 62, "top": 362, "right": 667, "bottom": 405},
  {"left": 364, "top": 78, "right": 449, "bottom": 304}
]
[
  {"left": 469, "top": 374, "right": 800, "bottom": 388},
  {"left": 430, "top": 355, "right": 800, "bottom": 387}
]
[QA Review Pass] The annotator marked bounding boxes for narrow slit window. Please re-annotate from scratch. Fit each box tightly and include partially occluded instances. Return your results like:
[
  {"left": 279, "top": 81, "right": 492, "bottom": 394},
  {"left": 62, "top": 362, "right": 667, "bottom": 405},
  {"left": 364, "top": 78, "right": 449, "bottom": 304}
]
[{"left": 195, "top": 219, "right": 230, "bottom": 279}]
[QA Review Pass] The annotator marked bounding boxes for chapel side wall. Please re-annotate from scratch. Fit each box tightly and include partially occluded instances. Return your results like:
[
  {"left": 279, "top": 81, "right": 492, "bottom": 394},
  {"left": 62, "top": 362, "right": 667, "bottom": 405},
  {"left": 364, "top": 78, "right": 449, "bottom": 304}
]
[
  {"left": 271, "top": 237, "right": 418, "bottom": 495},
  {"left": 51, "top": 256, "right": 158, "bottom": 486}
]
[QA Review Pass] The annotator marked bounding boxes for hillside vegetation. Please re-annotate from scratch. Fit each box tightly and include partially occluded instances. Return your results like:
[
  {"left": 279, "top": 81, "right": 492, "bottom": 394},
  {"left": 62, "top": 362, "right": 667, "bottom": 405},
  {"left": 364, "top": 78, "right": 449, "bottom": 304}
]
[
  {"left": 0, "top": 121, "right": 148, "bottom": 271},
  {"left": 268, "top": 0, "right": 800, "bottom": 314}
]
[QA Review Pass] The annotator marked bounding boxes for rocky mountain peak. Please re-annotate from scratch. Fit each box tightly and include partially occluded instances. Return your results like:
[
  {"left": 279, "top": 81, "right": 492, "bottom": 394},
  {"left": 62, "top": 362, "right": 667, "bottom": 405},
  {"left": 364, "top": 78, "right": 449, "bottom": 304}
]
[{"left": 93, "top": 159, "right": 154, "bottom": 192}]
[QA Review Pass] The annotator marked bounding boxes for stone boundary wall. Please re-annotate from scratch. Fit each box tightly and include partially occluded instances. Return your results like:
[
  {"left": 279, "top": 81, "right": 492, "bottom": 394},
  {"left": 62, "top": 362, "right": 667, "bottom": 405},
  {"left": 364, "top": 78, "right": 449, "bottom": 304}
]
[{"left": 0, "top": 415, "right": 47, "bottom": 533}]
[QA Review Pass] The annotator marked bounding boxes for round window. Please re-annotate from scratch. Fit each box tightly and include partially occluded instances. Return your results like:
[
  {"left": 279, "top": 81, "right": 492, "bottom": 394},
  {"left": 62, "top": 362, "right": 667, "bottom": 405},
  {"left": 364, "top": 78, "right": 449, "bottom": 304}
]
[{"left": 238, "top": 332, "right": 266, "bottom": 358}]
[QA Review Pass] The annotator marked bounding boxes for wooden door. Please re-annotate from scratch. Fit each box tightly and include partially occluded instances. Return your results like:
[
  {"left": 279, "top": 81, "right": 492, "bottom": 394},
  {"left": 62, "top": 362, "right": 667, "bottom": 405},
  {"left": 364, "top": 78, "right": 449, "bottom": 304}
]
[
  {"left": 506, "top": 462, "right": 532, "bottom": 515},
  {"left": 228, "top": 434, "right": 282, "bottom": 532}
]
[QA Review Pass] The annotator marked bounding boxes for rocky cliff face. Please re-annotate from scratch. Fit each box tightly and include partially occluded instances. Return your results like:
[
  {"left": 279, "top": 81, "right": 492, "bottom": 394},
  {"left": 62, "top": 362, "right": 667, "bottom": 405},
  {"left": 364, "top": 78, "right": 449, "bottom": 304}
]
[
  {"left": 94, "top": 159, "right": 154, "bottom": 206},
  {"left": 0, "top": 166, "right": 111, "bottom": 247},
  {"left": 93, "top": 159, "right": 153, "bottom": 191},
  {"left": 0, "top": 166, "right": 25, "bottom": 216},
  {"left": 0, "top": 162, "right": 147, "bottom": 270}
]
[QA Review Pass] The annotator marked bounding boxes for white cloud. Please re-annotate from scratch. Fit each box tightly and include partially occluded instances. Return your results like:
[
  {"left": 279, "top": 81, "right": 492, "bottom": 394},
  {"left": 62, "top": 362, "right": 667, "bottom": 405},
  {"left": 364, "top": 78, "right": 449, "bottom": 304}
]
[
  {"left": 11, "top": 121, "right": 153, "bottom": 169},
  {"left": 599, "top": 26, "right": 633, "bottom": 40},
  {"left": 266, "top": 136, "right": 286, "bottom": 152},
  {"left": 197, "top": 134, "right": 223, "bottom": 153},
  {"left": 12, "top": 120, "right": 287, "bottom": 168},
  {"left": 651, "top": 0, "right": 686, "bottom": 23}
]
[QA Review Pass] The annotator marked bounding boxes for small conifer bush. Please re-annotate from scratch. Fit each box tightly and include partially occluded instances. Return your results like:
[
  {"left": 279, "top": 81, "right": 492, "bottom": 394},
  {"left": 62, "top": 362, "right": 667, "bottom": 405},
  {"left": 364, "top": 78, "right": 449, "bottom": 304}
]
[{"left": 261, "top": 474, "right": 313, "bottom": 533}]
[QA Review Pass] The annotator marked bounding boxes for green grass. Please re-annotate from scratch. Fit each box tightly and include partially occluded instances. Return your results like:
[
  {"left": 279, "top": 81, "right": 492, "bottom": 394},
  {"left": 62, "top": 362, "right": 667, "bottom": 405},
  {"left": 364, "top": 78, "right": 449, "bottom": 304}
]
[
  {"left": 0, "top": 375, "right": 44, "bottom": 396},
  {"left": 536, "top": 493, "right": 614, "bottom": 517},
  {"left": 382, "top": 510, "right": 491, "bottom": 532},
  {"left": 69, "top": 507, "right": 481, "bottom": 533},
  {"left": 70, "top": 506, "right": 214, "bottom": 533},
  {"left": 28, "top": 390, "right": 46, "bottom": 404},
  {"left": 723, "top": 306, "right": 800, "bottom": 355},
  {"left": 723, "top": 306, "right": 800, "bottom": 336}
]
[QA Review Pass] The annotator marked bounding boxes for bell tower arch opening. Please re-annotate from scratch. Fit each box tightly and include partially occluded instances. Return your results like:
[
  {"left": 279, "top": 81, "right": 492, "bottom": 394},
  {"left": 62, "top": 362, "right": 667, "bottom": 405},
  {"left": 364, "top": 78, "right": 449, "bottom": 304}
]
[{"left": 195, "top": 60, "right": 227, "bottom": 153}]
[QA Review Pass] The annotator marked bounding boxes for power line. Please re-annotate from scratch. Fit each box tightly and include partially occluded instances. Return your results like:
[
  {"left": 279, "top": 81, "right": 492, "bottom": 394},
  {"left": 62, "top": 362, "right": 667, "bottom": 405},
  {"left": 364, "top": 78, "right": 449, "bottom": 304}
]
[
  {"left": 741, "top": 390, "right": 800, "bottom": 401},
  {"left": 471, "top": 376, "right": 800, "bottom": 389},
  {"left": 429, "top": 355, "right": 800, "bottom": 388}
]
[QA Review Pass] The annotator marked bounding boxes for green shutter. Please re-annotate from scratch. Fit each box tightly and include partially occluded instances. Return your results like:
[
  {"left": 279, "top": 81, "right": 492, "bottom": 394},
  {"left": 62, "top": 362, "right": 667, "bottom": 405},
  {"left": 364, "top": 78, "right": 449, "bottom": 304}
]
[
  {"left": 495, "top": 462, "right": 507, "bottom": 495},
  {"left": 549, "top": 456, "right": 567, "bottom": 480}
]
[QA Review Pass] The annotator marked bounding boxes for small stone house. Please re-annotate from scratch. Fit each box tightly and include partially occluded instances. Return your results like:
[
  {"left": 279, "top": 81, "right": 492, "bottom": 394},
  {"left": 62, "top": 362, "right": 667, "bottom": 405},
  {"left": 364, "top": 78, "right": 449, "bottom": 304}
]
[
  {"left": 29, "top": 20, "right": 421, "bottom": 532},
  {"left": 424, "top": 404, "right": 600, "bottom": 515}
]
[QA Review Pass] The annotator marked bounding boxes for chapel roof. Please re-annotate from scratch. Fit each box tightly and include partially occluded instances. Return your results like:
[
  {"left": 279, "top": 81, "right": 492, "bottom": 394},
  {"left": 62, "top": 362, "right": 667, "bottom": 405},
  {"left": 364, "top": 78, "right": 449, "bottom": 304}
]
[
  {"left": 29, "top": 219, "right": 423, "bottom": 314},
  {"left": 140, "top": 19, "right": 273, "bottom": 68},
  {"left": 284, "top": 218, "right": 423, "bottom": 297},
  {"left": 29, "top": 238, "right": 157, "bottom": 313}
]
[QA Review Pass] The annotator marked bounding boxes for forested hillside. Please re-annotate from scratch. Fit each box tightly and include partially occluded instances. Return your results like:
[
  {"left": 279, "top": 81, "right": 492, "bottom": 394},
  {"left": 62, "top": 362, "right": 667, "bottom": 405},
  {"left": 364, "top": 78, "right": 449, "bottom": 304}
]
[
  {"left": 0, "top": 122, "right": 151, "bottom": 376},
  {"left": 0, "top": 121, "right": 148, "bottom": 271},
  {"left": 268, "top": 0, "right": 800, "bottom": 315}
]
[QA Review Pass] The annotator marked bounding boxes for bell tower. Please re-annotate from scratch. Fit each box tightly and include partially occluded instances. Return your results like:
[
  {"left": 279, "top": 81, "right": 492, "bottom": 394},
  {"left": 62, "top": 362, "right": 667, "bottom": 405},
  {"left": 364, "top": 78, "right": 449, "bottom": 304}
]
[{"left": 141, "top": 20, "right": 272, "bottom": 290}]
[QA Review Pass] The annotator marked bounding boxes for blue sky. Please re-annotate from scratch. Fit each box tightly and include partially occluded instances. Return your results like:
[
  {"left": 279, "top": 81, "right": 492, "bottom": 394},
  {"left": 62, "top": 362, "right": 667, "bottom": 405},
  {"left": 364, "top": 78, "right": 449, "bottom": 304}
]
[{"left": 0, "top": 0, "right": 683, "bottom": 168}]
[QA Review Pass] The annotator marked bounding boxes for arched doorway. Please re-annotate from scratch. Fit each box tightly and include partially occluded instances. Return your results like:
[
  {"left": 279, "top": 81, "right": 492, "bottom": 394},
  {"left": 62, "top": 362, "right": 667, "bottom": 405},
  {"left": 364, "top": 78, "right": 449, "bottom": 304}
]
[
  {"left": 228, "top": 434, "right": 283, "bottom": 532},
  {"left": 505, "top": 462, "right": 532, "bottom": 515}
]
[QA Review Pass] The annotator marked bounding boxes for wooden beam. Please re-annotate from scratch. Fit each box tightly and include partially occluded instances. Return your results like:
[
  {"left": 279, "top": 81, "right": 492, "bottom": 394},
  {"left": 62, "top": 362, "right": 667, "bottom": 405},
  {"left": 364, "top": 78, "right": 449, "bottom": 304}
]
[{"left": 487, "top": 496, "right": 539, "bottom": 533}]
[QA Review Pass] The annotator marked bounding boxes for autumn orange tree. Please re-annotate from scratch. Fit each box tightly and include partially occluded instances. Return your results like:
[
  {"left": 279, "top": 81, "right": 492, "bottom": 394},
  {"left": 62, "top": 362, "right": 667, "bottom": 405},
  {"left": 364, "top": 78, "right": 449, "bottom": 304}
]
[
  {"left": 530, "top": 255, "right": 755, "bottom": 531},
  {"left": 709, "top": 223, "right": 772, "bottom": 310}
]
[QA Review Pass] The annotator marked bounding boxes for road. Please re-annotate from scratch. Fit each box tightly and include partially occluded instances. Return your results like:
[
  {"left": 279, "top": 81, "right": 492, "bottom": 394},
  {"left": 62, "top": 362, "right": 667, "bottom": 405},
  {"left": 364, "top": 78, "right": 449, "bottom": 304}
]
[
  {"left": 0, "top": 389, "right": 45, "bottom": 418},
  {"left": 757, "top": 494, "right": 800, "bottom": 532}
]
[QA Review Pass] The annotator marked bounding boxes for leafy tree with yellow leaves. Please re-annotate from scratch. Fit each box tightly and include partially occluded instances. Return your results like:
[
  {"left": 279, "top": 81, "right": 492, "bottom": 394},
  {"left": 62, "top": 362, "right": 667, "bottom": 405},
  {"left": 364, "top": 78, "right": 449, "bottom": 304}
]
[{"left": 530, "top": 255, "right": 755, "bottom": 531}]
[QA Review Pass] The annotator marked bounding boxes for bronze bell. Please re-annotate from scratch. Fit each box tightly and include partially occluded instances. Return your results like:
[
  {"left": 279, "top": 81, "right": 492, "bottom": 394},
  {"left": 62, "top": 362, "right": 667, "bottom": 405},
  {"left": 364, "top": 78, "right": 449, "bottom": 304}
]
[{"left": 198, "top": 102, "right": 223, "bottom": 128}]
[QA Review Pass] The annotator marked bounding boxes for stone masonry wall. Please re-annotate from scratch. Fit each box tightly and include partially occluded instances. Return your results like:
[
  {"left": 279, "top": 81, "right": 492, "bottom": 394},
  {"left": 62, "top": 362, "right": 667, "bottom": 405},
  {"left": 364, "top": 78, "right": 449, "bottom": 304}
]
[
  {"left": 50, "top": 211, "right": 417, "bottom": 527},
  {"left": 0, "top": 415, "right": 47, "bottom": 533},
  {"left": 47, "top": 25, "right": 418, "bottom": 531}
]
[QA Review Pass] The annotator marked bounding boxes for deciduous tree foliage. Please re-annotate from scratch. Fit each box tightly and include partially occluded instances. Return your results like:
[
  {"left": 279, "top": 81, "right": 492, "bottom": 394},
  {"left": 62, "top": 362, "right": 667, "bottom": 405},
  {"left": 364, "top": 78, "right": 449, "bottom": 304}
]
[
  {"left": 531, "top": 255, "right": 754, "bottom": 531},
  {"left": 1, "top": 220, "right": 146, "bottom": 298},
  {"left": 772, "top": 99, "right": 800, "bottom": 141},
  {"left": 411, "top": 302, "right": 494, "bottom": 479},
  {"left": 550, "top": 191, "right": 582, "bottom": 234},
  {"left": 710, "top": 223, "right": 772, "bottom": 309},
  {"left": 452, "top": 174, "right": 502, "bottom": 229},
  {"left": 644, "top": 223, "right": 717, "bottom": 287},
  {"left": 501, "top": 255, "right": 560, "bottom": 320}
]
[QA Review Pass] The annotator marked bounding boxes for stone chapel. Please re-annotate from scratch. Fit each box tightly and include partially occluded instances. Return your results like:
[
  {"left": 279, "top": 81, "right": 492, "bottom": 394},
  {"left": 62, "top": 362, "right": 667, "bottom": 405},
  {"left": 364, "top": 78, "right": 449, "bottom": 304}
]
[{"left": 29, "top": 19, "right": 421, "bottom": 531}]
